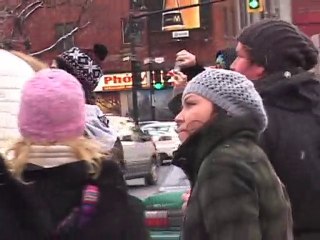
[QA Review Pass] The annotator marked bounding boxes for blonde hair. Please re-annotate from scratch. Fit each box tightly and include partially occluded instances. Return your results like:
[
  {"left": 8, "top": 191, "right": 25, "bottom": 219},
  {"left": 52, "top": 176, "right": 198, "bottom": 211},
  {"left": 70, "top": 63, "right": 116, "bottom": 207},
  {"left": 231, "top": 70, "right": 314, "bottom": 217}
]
[
  {"left": 6, "top": 137, "right": 105, "bottom": 181},
  {"left": 10, "top": 50, "right": 49, "bottom": 72}
]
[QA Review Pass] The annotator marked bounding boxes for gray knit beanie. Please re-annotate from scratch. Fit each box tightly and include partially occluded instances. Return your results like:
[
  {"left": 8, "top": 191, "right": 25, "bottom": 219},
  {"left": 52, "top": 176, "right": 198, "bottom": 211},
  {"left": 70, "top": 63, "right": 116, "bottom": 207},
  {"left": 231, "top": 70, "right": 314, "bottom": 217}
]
[{"left": 183, "top": 69, "right": 268, "bottom": 132}]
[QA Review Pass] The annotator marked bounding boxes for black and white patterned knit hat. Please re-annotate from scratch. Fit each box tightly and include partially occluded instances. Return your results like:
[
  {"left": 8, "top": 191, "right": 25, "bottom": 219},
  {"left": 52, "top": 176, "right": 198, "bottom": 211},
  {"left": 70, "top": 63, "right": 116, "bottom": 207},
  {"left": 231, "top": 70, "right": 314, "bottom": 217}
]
[
  {"left": 57, "top": 44, "right": 108, "bottom": 92},
  {"left": 183, "top": 69, "right": 268, "bottom": 132}
]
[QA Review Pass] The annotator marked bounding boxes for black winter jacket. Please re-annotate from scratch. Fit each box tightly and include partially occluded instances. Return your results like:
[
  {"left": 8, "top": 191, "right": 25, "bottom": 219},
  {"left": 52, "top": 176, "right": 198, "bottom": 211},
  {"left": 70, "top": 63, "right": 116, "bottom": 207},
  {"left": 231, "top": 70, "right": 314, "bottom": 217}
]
[
  {"left": 0, "top": 156, "right": 148, "bottom": 240},
  {"left": 254, "top": 70, "right": 320, "bottom": 235}
]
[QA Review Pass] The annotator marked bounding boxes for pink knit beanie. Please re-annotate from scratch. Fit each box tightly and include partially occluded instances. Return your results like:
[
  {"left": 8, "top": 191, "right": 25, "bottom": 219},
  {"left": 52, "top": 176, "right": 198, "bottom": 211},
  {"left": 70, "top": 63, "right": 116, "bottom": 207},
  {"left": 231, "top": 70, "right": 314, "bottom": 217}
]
[{"left": 18, "top": 69, "right": 86, "bottom": 143}]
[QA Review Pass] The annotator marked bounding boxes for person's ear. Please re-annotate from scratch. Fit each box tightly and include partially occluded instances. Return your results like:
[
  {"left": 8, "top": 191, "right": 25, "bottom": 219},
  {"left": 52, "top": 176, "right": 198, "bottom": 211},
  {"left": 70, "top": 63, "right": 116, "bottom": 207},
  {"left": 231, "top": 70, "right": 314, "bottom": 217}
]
[
  {"left": 252, "top": 64, "right": 266, "bottom": 80},
  {"left": 255, "top": 65, "right": 266, "bottom": 79}
]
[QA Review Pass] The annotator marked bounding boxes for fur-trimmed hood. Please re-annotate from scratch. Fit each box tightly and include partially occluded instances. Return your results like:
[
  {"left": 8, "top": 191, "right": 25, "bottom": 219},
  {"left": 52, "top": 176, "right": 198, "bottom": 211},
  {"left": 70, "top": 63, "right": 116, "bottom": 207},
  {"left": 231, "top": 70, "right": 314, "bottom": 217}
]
[{"left": 85, "top": 104, "right": 117, "bottom": 151}]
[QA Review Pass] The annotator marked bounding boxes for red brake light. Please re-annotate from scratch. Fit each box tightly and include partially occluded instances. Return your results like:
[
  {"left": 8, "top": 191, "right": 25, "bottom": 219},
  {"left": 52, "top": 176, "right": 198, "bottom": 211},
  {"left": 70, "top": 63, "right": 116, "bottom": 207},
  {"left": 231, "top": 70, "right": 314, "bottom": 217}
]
[{"left": 145, "top": 210, "right": 169, "bottom": 228}]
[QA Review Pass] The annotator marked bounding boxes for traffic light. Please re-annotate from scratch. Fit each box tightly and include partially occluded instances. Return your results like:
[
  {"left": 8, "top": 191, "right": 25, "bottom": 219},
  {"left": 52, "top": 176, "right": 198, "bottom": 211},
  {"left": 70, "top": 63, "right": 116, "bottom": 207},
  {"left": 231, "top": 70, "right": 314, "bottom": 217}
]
[
  {"left": 153, "top": 82, "right": 165, "bottom": 90},
  {"left": 247, "top": 0, "right": 264, "bottom": 13},
  {"left": 152, "top": 70, "right": 164, "bottom": 90},
  {"left": 152, "top": 70, "right": 173, "bottom": 90}
]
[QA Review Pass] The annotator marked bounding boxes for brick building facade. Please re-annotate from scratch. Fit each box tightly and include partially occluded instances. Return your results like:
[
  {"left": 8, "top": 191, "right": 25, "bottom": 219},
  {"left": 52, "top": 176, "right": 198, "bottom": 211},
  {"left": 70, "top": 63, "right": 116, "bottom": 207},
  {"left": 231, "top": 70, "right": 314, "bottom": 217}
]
[
  {"left": 1, "top": 0, "right": 238, "bottom": 72},
  {"left": 0, "top": 0, "right": 238, "bottom": 120},
  {"left": 2, "top": 0, "right": 318, "bottom": 75},
  {"left": 2, "top": 0, "right": 318, "bottom": 119}
]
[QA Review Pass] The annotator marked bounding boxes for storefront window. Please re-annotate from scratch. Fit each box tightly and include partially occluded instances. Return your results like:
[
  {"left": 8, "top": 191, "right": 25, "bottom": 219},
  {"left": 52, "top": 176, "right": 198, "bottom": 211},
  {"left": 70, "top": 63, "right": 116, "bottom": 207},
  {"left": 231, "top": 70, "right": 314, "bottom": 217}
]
[
  {"left": 154, "top": 89, "right": 175, "bottom": 121},
  {"left": 96, "top": 92, "right": 121, "bottom": 115}
]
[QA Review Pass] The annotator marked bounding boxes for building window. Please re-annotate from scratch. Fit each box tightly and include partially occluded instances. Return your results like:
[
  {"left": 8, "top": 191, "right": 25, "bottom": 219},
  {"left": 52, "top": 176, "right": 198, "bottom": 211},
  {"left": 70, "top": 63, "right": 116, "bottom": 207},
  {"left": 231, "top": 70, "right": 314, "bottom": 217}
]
[
  {"left": 121, "top": 18, "right": 143, "bottom": 45},
  {"left": 55, "top": 22, "right": 75, "bottom": 52},
  {"left": 130, "top": 0, "right": 146, "bottom": 10}
]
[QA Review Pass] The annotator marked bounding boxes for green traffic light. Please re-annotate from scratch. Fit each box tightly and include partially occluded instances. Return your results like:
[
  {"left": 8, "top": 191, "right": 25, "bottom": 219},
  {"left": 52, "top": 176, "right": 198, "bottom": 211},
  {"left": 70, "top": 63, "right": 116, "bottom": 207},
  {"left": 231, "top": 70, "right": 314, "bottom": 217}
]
[
  {"left": 154, "top": 82, "right": 165, "bottom": 90},
  {"left": 249, "top": 0, "right": 259, "bottom": 9}
]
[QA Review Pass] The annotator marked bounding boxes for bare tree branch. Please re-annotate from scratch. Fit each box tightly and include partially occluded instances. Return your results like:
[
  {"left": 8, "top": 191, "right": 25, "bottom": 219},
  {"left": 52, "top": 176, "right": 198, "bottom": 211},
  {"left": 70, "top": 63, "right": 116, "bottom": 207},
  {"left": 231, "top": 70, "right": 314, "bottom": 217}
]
[
  {"left": 0, "top": 11, "right": 12, "bottom": 18},
  {"left": 18, "top": 1, "right": 42, "bottom": 18},
  {"left": 30, "top": 0, "right": 93, "bottom": 56},
  {"left": 30, "top": 22, "right": 90, "bottom": 56},
  {"left": 23, "top": 2, "right": 43, "bottom": 22},
  {"left": 75, "top": 0, "right": 92, "bottom": 25},
  {"left": 13, "top": 0, "right": 25, "bottom": 13},
  {"left": 4, "top": 0, "right": 93, "bottom": 53},
  {"left": 10, "top": 1, "right": 43, "bottom": 39}
]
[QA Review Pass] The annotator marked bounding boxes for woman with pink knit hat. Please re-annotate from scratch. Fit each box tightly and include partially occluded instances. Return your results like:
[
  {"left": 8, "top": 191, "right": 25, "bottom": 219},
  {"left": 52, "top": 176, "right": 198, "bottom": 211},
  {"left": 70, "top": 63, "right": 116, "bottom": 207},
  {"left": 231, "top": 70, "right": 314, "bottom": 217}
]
[{"left": 0, "top": 69, "right": 148, "bottom": 240}]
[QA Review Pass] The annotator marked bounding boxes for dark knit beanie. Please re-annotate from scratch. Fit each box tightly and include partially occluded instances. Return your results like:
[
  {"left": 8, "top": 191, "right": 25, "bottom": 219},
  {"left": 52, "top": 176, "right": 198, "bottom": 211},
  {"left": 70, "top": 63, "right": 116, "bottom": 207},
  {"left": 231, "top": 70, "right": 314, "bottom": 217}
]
[
  {"left": 56, "top": 44, "right": 108, "bottom": 94},
  {"left": 238, "top": 19, "right": 318, "bottom": 73}
]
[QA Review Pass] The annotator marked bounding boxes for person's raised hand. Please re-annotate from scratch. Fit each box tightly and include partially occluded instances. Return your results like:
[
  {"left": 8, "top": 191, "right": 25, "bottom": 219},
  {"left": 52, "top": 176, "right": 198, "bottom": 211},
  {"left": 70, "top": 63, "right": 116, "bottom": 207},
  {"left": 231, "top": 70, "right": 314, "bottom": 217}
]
[{"left": 175, "top": 50, "right": 197, "bottom": 68}]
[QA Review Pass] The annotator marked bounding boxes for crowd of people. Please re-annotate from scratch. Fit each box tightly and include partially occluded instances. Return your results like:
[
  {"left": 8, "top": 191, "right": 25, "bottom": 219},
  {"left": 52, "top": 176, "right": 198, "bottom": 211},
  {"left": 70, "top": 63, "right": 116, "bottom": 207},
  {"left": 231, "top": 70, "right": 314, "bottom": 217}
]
[
  {"left": 0, "top": 45, "right": 147, "bottom": 239},
  {"left": 0, "top": 18, "right": 319, "bottom": 240}
]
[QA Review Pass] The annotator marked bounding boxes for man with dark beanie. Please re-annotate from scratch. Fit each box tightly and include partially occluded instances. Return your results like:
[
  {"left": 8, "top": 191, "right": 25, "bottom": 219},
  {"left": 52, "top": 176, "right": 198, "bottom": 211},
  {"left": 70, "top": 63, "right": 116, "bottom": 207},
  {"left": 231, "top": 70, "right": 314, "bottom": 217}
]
[
  {"left": 232, "top": 19, "right": 319, "bottom": 79},
  {"left": 231, "top": 20, "right": 320, "bottom": 240}
]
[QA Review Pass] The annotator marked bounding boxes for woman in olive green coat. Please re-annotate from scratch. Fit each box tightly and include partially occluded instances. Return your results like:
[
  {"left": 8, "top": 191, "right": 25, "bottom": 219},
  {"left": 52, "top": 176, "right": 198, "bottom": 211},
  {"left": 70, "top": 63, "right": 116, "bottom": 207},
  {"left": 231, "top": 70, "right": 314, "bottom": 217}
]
[{"left": 172, "top": 68, "right": 293, "bottom": 240}]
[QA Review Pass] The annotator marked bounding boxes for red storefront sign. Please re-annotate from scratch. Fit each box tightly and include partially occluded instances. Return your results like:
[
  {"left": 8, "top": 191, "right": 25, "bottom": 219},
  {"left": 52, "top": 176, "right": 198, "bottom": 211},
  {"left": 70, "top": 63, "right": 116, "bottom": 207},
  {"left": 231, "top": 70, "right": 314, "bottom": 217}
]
[{"left": 95, "top": 72, "right": 150, "bottom": 91}]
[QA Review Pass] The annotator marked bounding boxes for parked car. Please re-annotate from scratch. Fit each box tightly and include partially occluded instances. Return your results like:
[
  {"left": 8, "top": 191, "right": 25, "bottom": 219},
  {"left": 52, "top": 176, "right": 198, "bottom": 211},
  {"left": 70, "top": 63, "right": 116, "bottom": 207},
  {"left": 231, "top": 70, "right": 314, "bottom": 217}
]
[
  {"left": 107, "top": 116, "right": 159, "bottom": 185},
  {"left": 144, "top": 166, "right": 190, "bottom": 240},
  {"left": 141, "top": 122, "right": 180, "bottom": 164},
  {"left": 139, "top": 121, "right": 161, "bottom": 127}
]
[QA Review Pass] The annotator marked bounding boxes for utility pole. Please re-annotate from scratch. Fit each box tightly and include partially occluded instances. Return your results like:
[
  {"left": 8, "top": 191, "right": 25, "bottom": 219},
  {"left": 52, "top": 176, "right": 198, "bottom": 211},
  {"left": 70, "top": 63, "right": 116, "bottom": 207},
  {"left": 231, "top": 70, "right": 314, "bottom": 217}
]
[{"left": 127, "top": 14, "right": 141, "bottom": 126}]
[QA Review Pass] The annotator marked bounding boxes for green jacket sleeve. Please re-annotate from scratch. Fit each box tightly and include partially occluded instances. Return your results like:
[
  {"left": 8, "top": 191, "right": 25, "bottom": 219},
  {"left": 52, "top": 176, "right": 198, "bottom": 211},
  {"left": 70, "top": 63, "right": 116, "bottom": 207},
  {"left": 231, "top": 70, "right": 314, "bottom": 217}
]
[{"left": 197, "top": 159, "right": 261, "bottom": 240}]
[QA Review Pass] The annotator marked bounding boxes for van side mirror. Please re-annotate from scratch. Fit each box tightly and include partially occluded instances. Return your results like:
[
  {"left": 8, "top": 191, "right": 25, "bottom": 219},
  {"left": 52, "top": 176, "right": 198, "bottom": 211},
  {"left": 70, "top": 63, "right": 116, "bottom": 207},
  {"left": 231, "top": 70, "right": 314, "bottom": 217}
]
[
  {"left": 140, "top": 134, "right": 152, "bottom": 142},
  {"left": 121, "top": 135, "right": 133, "bottom": 141}
]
